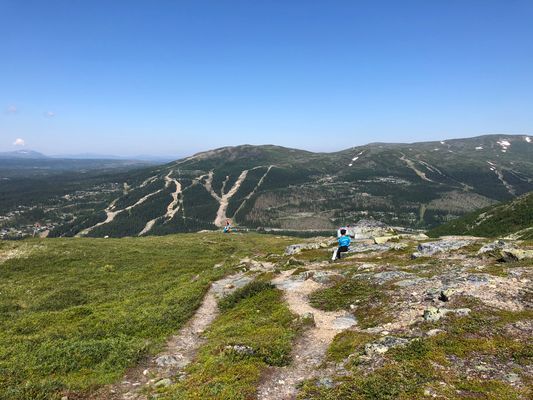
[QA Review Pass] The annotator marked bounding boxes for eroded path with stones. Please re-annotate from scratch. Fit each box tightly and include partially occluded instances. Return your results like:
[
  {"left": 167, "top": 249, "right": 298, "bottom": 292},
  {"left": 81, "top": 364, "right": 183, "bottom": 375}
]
[
  {"left": 91, "top": 254, "right": 355, "bottom": 400},
  {"left": 91, "top": 272, "right": 254, "bottom": 400},
  {"left": 256, "top": 266, "right": 357, "bottom": 400},
  {"left": 90, "top": 234, "right": 533, "bottom": 400}
]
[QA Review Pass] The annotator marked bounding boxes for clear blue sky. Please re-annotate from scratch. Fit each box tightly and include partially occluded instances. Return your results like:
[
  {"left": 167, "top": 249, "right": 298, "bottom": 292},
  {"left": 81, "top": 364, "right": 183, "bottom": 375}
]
[{"left": 1, "top": 0, "right": 533, "bottom": 157}]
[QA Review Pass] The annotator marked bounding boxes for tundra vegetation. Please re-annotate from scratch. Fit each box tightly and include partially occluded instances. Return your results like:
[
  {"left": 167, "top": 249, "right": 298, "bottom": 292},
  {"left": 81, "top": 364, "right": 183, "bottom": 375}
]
[
  {"left": 0, "top": 234, "right": 294, "bottom": 399},
  {"left": 1, "top": 228, "right": 531, "bottom": 400}
]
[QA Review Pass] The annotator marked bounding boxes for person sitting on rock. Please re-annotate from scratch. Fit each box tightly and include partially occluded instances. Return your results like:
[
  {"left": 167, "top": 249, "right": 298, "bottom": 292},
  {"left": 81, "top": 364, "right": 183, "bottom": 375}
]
[
  {"left": 337, "top": 225, "right": 347, "bottom": 238},
  {"left": 223, "top": 219, "right": 232, "bottom": 233},
  {"left": 332, "top": 229, "right": 351, "bottom": 260},
  {"left": 337, "top": 224, "right": 353, "bottom": 238}
]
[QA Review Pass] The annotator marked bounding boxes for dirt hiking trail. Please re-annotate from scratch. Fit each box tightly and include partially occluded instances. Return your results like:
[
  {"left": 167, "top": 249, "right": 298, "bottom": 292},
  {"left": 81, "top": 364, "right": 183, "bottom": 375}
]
[
  {"left": 91, "top": 272, "right": 250, "bottom": 400},
  {"left": 256, "top": 268, "right": 357, "bottom": 400}
]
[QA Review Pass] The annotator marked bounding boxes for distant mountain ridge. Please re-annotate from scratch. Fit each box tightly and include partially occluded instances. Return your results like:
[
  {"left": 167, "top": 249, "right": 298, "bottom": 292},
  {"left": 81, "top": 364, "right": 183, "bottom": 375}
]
[
  {"left": 57, "top": 133, "right": 533, "bottom": 238},
  {"left": 0, "top": 149, "right": 176, "bottom": 162},
  {"left": 0, "top": 135, "right": 533, "bottom": 237},
  {"left": 0, "top": 150, "right": 48, "bottom": 159}
]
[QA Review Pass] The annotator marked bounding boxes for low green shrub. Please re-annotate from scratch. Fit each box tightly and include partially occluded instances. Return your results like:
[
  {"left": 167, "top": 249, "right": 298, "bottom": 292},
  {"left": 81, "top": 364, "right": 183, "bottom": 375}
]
[{"left": 218, "top": 281, "right": 274, "bottom": 311}]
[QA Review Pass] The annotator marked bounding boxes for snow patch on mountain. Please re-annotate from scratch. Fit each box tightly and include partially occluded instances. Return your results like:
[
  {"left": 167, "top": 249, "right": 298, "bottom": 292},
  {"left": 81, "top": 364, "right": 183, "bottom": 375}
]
[
  {"left": 348, "top": 151, "right": 364, "bottom": 166},
  {"left": 497, "top": 139, "right": 511, "bottom": 152}
]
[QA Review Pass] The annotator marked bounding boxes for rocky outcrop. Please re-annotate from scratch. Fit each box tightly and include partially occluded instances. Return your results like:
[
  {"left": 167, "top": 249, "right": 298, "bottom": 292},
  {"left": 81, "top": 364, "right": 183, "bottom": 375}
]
[
  {"left": 348, "top": 241, "right": 407, "bottom": 253},
  {"left": 412, "top": 238, "right": 475, "bottom": 258},
  {"left": 477, "top": 240, "right": 508, "bottom": 256},
  {"left": 284, "top": 239, "right": 333, "bottom": 255},
  {"left": 423, "top": 307, "right": 471, "bottom": 322},
  {"left": 364, "top": 336, "right": 411, "bottom": 356},
  {"left": 344, "top": 219, "right": 395, "bottom": 240},
  {"left": 476, "top": 240, "right": 533, "bottom": 262},
  {"left": 499, "top": 248, "right": 533, "bottom": 262}
]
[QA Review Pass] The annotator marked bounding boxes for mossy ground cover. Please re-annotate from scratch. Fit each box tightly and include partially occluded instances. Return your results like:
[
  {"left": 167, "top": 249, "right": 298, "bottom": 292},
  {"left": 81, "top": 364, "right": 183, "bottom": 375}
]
[
  {"left": 0, "top": 233, "right": 292, "bottom": 400},
  {"left": 326, "top": 330, "right": 377, "bottom": 363},
  {"left": 299, "top": 299, "right": 532, "bottom": 400},
  {"left": 160, "top": 282, "right": 298, "bottom": 400},
  {"left": 308, "top": 277, "right": 393, "bottom": 328}
]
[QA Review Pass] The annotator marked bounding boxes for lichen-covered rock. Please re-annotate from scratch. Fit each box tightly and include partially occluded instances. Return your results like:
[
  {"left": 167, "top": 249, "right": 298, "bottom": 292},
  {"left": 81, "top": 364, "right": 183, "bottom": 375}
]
[
  {"left": 439, "top": 288, "right": 456, "bottom": 302},
  {"left": 285, "top": 244, "right": 310, "bottom": 256},
  {"left": 374, "top": 236, "right": 396, "bottom": 244},
  {"left": 423, "top": 307, "right": 471, "bottom": 322},
  {"left": 296, "top": 270, "right": 314, "bottom": 280},
  {"left": 299, "top": 312, "right": 316, "bottom": 327},
  {"left": 499, "top": 248, "right": 533, "bottom": 262},
  {"left": 390, "top": 242, "right": 409, "bottom": 250},
  {"left": 454, "top": 308, "right": 471, "bottom": 317},
  {"left": 286, "top": 257, "right": 305, "bottom": 267},
  {"left": 466, "top": 274, "right": 490, "bottom": 284},
  {"left": 224, "top": 344, "right": 255, "bottom": 356},
  {"left": 423, "top": 307, "right": 443, "bottom": 322},
  {"left": 317, "top": 377, "right": 334, "bottom": 388},
  {"left": 505, "top": 373, "right": 520, "bottom": 383},
  {"left": 211, "top": 275, "right": 254, "bottom": 298},
  {"left": 154, "top": 378, "right": 172, "bottom": 388},
  {"left": 365, "top": 336, "right": 410, "bottom": 356},
  {"left": 477, "top": 240, "right": 508, "bottom": 257},
  {"left": 426, "top": 328, "right": 445, "bottom": 337},
  {"left": 415, "top": 239, "right": 474, "bottom": 257},
  {"left": 395, "top": 278, "right": 424, "bottom": 287},
  {"left": 310, "top": 271, "right": 342, "bottom": 284},
  {"left": 332, "top": 315, "right": 357, "bottom": 329},
  {"left": 284, "top": 239, "right": 333, "bottom": 255},
  {"left": 155, "top": 355, "right": 187, "bottom": 368},
  {"left": 348, "top": 243, "right": 392, "bottom": 253},
  {"left": 371, "top": 271, "right": 414, "bottom": 284},
  {"left": 400, "top": 232, "right": 429, "bottom": 241}
]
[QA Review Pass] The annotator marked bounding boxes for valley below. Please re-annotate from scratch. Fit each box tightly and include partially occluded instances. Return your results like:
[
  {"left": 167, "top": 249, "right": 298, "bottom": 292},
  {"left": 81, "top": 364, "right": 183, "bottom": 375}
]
[{"left": 1, "top": 134, "right": 532, "bottom": 239}]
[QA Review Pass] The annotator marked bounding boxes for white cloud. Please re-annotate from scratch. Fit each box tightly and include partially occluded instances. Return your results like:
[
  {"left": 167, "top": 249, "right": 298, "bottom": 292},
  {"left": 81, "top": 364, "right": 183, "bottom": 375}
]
[
  {"left": 45, "top": 111, "right": 55, "bottom": 117},
  {"left": 13, "top": 138, "right": 25, "bottom": 146},
  {"left": 6, "top": 105, "right": 17, "bottom": 114}
]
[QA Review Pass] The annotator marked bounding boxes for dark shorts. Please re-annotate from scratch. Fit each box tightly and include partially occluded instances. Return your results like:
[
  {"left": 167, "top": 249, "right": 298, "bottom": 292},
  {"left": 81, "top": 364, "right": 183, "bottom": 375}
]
[{"left": 337, "top": 245, "right": 349, "bottom": 259}]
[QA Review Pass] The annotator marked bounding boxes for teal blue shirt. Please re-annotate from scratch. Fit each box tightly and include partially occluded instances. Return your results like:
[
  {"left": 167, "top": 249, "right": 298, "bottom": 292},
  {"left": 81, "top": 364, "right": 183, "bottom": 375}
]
[{"left": 338, "top": 235, "right": 351, "bottom": 247}]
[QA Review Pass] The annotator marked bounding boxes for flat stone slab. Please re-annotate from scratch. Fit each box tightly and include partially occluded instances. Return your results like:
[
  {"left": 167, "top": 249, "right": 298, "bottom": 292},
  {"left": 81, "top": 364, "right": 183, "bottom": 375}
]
[
  {"left": 274, "top": 279, "right": 305, "bottom": 291},
  {"left": 212, "top": 275, "right": 254, "bottom": 298},
  {"left": 467, "top": 274, "right": 491, "bottom": 285},
  {"left": 371, "top": 271, "right": 414, "bottom": 284},
  {"left": 332, "top": 315, "right": 357, "bottom": 329},
  {"left": 395, "top": 278, "right": 424, "bottom": 287},
  {"left": 415, "top": 239, "right": 474, "bottom": 256}
]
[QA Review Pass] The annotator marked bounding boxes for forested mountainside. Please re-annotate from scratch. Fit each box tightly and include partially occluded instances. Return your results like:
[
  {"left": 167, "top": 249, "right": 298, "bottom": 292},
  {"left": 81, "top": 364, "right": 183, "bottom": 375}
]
[
  {"left": 1, "top": 134, "right": 532, "bottom": 238},
  {"left": 429, "top": 191, "right": 533, "bottom": 239}
]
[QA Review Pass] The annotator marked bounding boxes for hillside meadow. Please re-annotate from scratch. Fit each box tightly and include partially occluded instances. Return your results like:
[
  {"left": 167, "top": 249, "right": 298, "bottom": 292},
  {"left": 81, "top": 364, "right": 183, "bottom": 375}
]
[{"left": 0, "top": 233, "right": 293, "bottom": 400}]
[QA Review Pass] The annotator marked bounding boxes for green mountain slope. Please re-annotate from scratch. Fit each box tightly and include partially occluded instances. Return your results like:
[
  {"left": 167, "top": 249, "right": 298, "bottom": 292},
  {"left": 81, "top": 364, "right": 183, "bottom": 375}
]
[
  {"left": 428, "top": 191, "right": 533, "bottom": 239},
  {"left": 2, "top": 134, "right": 533, "bottom": 238}
]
